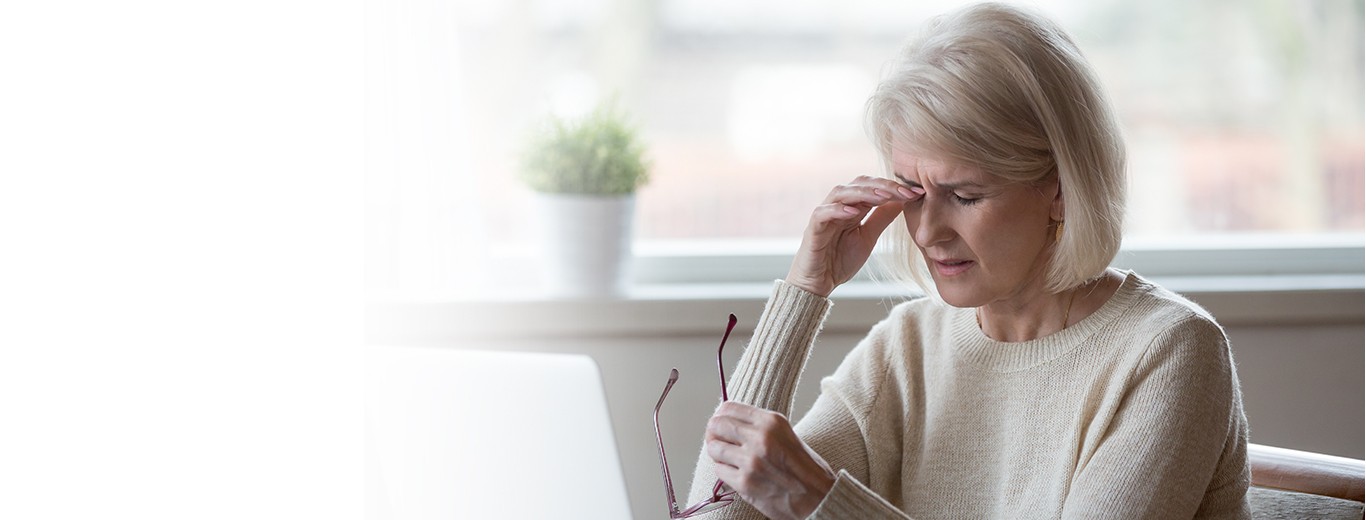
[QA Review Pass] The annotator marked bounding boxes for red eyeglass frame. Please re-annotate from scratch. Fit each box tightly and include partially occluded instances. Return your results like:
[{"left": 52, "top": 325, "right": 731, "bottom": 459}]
[{"left": 652, "top": 313, "right": 740, "bottom": 518}]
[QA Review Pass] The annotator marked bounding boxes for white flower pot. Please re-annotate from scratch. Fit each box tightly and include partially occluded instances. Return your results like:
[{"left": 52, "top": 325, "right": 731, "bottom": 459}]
[{"left": 533, "top": 193, "right": 635, "bottom": 298}]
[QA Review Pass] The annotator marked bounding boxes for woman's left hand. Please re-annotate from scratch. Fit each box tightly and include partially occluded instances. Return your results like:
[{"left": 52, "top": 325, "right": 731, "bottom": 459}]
[{"left": 705, "top": 401, "right": 837, "bottom": 520}]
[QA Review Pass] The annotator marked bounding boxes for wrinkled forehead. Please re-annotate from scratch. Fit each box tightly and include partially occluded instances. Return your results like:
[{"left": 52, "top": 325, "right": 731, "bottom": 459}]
[{"left": 889, "top": 145, "right": 1001, "bottom": 187}]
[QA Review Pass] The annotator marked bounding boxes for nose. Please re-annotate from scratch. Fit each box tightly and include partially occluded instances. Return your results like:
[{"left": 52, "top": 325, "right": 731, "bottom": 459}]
[{"left": 911, "top": 195, "right": 954, "bottom": 248}]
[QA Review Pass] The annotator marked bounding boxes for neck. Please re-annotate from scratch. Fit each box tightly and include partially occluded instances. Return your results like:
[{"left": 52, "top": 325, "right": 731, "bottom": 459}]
[
  {"left": 976, "top": 281, "right": 1079, "bottom": 343},
  {"left": 975, "top": 269, "right": 1125, "bottom": 342}
]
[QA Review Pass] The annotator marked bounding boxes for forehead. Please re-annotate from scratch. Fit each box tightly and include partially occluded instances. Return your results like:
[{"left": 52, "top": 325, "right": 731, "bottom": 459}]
[{"left": 889, "top": 146, "right": 994, "bottom": 185}]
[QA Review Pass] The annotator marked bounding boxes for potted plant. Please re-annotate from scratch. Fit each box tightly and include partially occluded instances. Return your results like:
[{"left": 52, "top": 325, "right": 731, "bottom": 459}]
[{"left": 518, "top": 102, "right": 651, "bottom": 297}]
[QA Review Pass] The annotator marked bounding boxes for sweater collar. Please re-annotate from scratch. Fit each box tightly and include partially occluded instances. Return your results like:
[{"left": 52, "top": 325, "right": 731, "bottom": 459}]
[{"left": 949, "top": 270, "right": 1148, "bottom": 372}]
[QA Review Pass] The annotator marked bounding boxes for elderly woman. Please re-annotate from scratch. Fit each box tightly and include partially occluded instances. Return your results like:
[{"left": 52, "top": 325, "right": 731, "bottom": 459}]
[{"left": 685, "top": 3, "right": 1250, "bottom": 519}]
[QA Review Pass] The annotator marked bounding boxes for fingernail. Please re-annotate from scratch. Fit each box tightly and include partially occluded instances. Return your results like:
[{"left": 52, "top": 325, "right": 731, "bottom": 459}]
[
  {"left": 843, "top": 205, "right": 859, "bottom": 214},
  {"left": 897, "top": 187, "right": 915, "bottom": 198}
]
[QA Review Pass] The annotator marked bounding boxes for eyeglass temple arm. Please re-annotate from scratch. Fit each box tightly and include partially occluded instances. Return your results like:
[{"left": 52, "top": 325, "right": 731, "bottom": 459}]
[
  {"left": 717, "top": 313, "right": 737, "bottom": 402},
  {"left": 709, "top": 314, "right": 740, "bottom": 504},
  {"left": 654, "top": 368, "right": 682, "bottom": 517},
  {"left": 653, "top": 314, "right": 741, "bottom": 518}
]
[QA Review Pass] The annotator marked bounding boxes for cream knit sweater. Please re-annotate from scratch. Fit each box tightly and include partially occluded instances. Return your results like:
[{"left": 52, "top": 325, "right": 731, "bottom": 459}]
[{"left": 687, "top": 271, "right": 1251, "bottom": 519}]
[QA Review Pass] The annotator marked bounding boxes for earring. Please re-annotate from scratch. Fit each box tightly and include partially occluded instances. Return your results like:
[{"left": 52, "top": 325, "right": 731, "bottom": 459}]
[{"left": 1054, "top": 220, "right": 1064, "bottom": 243}]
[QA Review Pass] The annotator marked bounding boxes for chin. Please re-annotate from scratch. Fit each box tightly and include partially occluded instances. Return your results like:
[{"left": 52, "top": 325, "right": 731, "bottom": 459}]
[
  {"left": 930, "top": 278, "right": 981, "bottom": 308},
  {"left": 936, "top": 291, "right": 978, "bottom": 308}
]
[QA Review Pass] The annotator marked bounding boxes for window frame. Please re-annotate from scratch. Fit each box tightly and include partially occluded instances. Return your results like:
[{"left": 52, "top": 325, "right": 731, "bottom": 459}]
[
  {"left": 629, "top": 234, "right": 1365, "bottom": 285},
  {"left": 369, "top": 236, "right": 1365, "bottom": 341}
]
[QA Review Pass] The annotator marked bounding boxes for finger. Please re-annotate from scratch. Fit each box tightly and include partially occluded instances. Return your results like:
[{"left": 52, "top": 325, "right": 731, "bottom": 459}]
[
  {"left": 817, "top": 176, "right": 922, "bottom": 220},
  {"left": 706, "top": 414, "right": 750, "bottom": 445},
  {"left": 705, "top": 437, "right": 742, "bottom": 467},
  {"left": 825, "top": 183, "right": 903, "bottom": 208},
  {"left": 845, "top": 175, "right": 923, "bottom": 198},
  {"left": 715, "top": 401, "right": 769, "bottom": 424},
  {"left": 861, "top": 199, "right": 906, "bottom": 236},
  {"left": 713, "top": 461, "right": 743, "bottom": 493},
  {"left": 809, "top": 203, "right": 870, "bottom": 233},
  {"left": 716, "top": 403, "right": 793, "bottom": 439}
]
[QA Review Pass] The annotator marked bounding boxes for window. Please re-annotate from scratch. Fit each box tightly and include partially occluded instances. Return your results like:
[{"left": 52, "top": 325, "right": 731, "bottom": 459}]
[{"left": 367, "top": 0, "right": 1363, "bottom": 300}]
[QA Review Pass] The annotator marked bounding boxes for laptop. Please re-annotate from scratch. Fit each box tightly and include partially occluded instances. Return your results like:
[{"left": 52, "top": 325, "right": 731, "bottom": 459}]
[{"left": 365, "top": 345, "right": 633, "bottom": 520}]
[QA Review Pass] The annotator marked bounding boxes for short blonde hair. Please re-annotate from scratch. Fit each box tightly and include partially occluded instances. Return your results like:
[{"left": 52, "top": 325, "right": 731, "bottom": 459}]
[{"left": 866, "top": 2, "right": 1126, "bottom": 295}]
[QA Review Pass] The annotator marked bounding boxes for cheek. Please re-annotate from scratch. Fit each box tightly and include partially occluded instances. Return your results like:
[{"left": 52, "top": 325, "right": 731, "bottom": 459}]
[{"left": 979, "top": 209, "right": 1048, "bottom": 255}]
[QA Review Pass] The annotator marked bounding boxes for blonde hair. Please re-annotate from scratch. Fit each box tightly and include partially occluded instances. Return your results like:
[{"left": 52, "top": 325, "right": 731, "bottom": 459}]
[{"left": 866, "top": 2, "right": 1126, "bottom": 295}]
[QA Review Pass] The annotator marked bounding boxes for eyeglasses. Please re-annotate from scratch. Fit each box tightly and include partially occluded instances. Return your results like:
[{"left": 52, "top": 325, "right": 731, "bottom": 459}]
[{"left": 653, "top": 313, "right": 740, "bottom": 518}]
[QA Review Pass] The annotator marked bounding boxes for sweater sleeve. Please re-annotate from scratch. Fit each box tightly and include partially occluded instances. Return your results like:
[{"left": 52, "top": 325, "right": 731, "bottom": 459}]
[
  {"left": 685, "top": 280, "right": 919, "bottom": 520},
  {"left": 1061, "top": 315, "right": 1251, "bottom": 519},
  {"left": 684, "top": 280, "right": 831, "bottom": 519},
  {"left": 728, "top": 280, "right": 834, "bottom": 413}
]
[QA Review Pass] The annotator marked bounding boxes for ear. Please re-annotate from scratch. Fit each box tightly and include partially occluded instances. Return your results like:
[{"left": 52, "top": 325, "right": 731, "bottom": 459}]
[{"left": 1049, "top": 176, "right": 1065, "bottom": 222}]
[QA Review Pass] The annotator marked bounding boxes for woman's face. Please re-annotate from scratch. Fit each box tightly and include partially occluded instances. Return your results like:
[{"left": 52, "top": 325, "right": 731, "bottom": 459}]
[{"left": 891, "top": 146, "right": 1062, "bottom": 309}]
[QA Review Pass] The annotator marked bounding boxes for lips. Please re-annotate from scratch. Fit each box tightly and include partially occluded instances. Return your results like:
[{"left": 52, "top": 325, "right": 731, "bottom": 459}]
[{"left": 931, "top": 258, "right": 975, "bottom": 277}]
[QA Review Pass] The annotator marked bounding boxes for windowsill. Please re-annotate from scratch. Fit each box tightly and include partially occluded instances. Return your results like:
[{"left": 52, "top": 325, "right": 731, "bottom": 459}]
[{"left": 366, "top": 273, "right": 1364, "bottom": 342}]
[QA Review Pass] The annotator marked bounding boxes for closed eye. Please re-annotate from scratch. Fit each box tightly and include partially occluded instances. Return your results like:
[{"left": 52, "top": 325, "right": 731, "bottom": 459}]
[
  {"left": 952, "top": 193, "right": 983, "bottom": 205},
  {"left": 893, "top": 172, "right": 985, "bottom": 206}
]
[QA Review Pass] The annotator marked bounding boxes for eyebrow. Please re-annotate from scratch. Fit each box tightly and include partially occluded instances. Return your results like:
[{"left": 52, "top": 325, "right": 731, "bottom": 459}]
[{"left": 893, "top": 172, "right": 983, "bottom": 191}]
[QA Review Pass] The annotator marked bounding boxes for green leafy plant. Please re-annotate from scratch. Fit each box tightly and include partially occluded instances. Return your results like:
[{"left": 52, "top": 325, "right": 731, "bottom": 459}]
[{"left": 518, "top": 103, "right": 651, "bottom": 196}]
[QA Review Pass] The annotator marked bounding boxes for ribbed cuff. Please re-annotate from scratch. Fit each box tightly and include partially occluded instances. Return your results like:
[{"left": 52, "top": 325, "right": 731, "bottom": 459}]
[
  {"left": 807, "top": 470, "right": 906, "bottom": 519},
  {"left": 729, "top": 280, "right": 833, "bottom": 413}
]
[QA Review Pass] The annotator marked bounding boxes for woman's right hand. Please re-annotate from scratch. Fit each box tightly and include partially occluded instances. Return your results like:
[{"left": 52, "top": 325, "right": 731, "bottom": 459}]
[{"left": 785, "top": 176, "right": 924, "bottom": 297}]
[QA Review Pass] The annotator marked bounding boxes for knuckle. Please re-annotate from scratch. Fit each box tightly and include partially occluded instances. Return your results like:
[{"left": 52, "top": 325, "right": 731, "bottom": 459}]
[
  {"left": 706, "top": 415, "right": 723, "bottom": 431},
  {"left": 706, "top": 441, "right": 724, "bottom": 459}
]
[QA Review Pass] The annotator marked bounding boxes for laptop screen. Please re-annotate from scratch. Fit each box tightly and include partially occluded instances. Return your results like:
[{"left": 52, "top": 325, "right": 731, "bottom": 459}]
[{"left": 366, "top": 346, "right": 633, "bottom": 520}]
